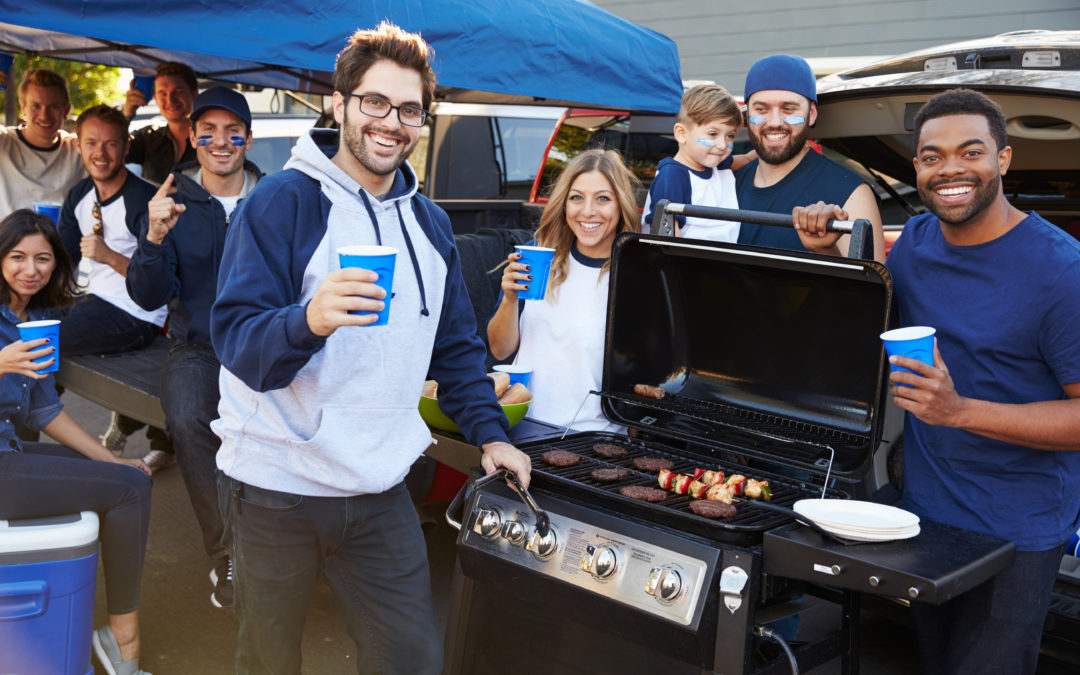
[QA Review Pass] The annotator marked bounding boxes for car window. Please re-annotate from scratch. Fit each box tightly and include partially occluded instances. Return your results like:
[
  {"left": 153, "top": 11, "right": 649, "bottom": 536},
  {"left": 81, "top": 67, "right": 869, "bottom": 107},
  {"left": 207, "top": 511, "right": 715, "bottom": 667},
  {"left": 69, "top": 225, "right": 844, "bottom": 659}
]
[{"left": 246, "top": 136, "right": 300, "bottom": 175}]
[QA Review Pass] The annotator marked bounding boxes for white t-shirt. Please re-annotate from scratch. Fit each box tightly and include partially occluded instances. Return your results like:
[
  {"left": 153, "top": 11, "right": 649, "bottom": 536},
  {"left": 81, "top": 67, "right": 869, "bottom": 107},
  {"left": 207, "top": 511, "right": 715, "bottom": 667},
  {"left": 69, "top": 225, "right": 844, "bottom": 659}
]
[
  {"left": 213, "top": 194, "right": 241, "bottom": 220},
  {"left": 0, "top": 126, "right": 85, "bottom": 216},
  {"left": 512, "top": 246, "right": 620, "bottom": 432}
]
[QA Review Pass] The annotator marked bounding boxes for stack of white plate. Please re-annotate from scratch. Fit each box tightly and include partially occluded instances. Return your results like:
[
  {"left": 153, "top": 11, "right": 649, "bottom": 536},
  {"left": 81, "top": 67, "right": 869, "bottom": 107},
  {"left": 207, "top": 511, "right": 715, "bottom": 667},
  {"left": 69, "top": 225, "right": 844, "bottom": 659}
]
[{"left": 792, "top": 499, "right": 921, "bottom": 542}]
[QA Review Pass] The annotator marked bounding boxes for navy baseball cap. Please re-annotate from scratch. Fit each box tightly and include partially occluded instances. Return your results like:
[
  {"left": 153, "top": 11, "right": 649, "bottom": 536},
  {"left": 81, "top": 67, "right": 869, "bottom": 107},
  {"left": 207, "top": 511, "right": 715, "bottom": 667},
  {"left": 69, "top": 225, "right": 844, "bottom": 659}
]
[
  {"left": 190, "top": 86, "right": 252, "bottom": 127},
  {"left": 744, "top": 54, "right": 817, "bottom": 103}
]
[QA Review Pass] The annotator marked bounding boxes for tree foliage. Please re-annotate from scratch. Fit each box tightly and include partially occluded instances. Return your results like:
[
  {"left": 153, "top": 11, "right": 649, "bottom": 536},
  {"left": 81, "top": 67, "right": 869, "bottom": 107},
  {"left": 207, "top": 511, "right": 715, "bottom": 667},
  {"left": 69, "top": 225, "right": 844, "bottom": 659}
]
[{"left": 1, "top": 54, "right": 124, "bottom": 119}]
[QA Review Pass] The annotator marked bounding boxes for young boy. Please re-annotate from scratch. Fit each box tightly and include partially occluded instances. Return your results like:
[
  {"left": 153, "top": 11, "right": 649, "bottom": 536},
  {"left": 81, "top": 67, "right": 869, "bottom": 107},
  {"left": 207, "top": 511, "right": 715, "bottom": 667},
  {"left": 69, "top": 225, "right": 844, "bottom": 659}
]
[{"left": 643, "top": 83, "right": 749, "bottom": 241}]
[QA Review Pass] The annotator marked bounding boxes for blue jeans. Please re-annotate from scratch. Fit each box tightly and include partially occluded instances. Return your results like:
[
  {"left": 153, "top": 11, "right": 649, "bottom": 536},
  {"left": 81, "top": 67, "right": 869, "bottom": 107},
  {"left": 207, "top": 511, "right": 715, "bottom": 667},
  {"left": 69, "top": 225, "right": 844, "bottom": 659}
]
[
  {"left": 0, "top": 443, "right": 151, "bottom": 613},
  {"left": 910, "top": 544, "right": 1064, "bottom": 675},
  {"left": 160, "top": 343, "right": 225, "bottom": 561},
  {"left": 217, "top": 475, "right": 442, "bottom": 675},
  {"left": 58, "top": 294, "right": 171, "bottom": 452}
]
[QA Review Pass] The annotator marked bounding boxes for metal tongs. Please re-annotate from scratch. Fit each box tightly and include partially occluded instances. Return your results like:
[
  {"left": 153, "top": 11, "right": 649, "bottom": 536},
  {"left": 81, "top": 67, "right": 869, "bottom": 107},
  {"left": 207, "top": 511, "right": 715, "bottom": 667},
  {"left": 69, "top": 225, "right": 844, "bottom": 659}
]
[{"left": 445, "top": 468, "right": 550, "bottom": 537}]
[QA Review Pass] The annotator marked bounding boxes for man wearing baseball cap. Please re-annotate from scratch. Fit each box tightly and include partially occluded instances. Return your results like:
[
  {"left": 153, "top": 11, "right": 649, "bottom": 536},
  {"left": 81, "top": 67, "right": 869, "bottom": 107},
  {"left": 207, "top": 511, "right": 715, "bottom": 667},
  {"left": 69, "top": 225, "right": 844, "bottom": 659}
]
[
  {"left": 735, "top": 54, "right": 885, "bottom": 262},
  {"left": 126, "top": 86, "right": 264, "bottom": 609}
]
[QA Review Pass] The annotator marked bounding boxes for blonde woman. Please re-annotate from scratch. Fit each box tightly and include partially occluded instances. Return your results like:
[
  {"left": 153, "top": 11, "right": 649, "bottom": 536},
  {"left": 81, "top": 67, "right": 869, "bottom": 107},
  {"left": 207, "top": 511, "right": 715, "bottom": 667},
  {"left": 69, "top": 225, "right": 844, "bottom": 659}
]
[{"left": 488, "top": 149, "right": 640, "bottom": 431}]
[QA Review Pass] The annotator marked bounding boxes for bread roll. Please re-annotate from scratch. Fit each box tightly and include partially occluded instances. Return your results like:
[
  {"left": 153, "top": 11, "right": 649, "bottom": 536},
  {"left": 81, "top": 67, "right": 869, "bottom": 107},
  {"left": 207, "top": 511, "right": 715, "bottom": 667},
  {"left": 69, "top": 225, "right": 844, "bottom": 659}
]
[
  {"left": 498, "top": 382, "right": 532, "bottom": 405},
  {"left": 488, "top": 371, "right": 511, "bottom": 398},
  {"left": 422, "top": 379, "right": 438, "bottom": 399}
]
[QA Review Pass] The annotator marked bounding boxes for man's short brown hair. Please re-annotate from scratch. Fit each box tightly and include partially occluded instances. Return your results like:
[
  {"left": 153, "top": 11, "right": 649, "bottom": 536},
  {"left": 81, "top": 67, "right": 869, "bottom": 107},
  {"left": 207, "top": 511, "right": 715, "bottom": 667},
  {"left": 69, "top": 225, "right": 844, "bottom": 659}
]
[
  {"left": 332, "top": 21, "right": 436, "bottom": 110},
  {"left": 678, "top": 84, "right": 740, "bottom": 128},
  {"left": 75, "top": 104, "right": 129, "bottom": 138},
  {"left": 18, "top": 68, "right": 70, "bottom": 107},
  {"left": 154, "top": 61, "right": 198, "bottom": 93}
]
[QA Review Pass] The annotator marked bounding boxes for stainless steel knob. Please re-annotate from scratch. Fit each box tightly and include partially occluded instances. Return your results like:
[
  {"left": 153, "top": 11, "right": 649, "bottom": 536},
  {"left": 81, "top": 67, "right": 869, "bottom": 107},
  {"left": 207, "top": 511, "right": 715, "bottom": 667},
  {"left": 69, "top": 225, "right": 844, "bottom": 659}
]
[
  {"left": 501, "top": 520, "right": 526, "bottom": 545},
  {"left": 908, "top": 587, "right": 920, "bottom": 599},
  {"left": 868, "top": 576, "right": 880, "bottom": 587},
  {"left": 526, "top": 527, "right": 558, "bottom": 560},
  {"left": 580, "top": 544, "right": 617, "bottom": 579},
  {"left": 472, "top": 508, "right": 501, "bottom": 540},
  {"left": 645, "top": 567, "right": 683, "bottom": 604}
]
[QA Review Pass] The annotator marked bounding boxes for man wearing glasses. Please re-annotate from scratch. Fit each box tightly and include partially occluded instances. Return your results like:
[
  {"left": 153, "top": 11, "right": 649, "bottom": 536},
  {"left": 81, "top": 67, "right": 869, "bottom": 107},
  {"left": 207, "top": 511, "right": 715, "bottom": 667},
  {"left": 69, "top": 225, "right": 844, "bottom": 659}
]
[
  {"left": 209, "top": 22, "right": 530, "bottom": 674},
  {"left": 57, "top": 105, "right": 167, "bottom": 365}
]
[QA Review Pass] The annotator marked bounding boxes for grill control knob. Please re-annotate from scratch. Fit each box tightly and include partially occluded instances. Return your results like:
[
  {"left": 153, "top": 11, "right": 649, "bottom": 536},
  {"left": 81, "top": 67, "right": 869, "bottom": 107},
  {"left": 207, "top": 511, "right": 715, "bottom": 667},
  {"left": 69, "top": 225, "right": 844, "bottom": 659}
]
[
  {"left": 501, "top": 520, "right": 526, "bottom": 546},
  {"left": 472, "top": 509, "right": 501, "bottom": 540},
  {"left": 580, "top": 544, "right": 617, "bottom": 579},
  {"left": 645, "top": 567, "right": 683, "bottom": 604},
  {"left": 526, "top": 527, "right": 558, "bottom": 560}
]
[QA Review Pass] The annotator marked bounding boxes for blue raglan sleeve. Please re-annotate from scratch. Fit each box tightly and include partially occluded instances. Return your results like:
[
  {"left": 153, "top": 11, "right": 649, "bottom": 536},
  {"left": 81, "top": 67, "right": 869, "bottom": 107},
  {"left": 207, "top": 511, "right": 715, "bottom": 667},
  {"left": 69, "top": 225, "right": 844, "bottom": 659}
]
[
  {"left": 126, "top": 212, "right": 182, "bottom": 311},
  {"left": 420, "top": 201, "right": 510, "bottom": 447},
  {"left": 642, "top": 161, "right": 690, "bottom": 229},
  {"left": 211, "top": 174, "right": 328, "bottom": 392},
  {"left": 57, "top": 187, "right": 82, "bottom": 267}
]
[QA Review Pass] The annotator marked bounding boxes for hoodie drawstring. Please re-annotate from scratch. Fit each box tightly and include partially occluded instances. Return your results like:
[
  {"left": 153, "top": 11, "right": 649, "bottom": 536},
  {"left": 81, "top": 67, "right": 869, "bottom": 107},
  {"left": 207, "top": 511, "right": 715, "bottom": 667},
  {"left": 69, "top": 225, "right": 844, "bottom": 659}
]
[
  {"left": 394, "top": 201, "right": 430, "bottom": 317},
  {"left": 357, "top": 189, "right": 429, "bottom": 318}
]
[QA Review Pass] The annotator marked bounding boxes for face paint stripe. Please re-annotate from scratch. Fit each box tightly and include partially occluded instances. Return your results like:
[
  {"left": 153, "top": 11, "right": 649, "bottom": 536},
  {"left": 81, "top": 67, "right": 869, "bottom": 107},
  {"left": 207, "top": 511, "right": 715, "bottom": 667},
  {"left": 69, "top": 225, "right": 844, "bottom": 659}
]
[{"left": 748, "top": 114, "right": 805, "bottom": 126}]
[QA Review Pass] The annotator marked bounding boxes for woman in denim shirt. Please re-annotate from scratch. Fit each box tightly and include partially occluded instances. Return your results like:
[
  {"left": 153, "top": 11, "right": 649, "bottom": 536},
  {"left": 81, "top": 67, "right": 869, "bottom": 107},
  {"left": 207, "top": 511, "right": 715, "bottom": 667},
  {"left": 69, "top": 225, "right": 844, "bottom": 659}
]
[{"left": 0, "top": 209, "right": 154, "bottom": 675}]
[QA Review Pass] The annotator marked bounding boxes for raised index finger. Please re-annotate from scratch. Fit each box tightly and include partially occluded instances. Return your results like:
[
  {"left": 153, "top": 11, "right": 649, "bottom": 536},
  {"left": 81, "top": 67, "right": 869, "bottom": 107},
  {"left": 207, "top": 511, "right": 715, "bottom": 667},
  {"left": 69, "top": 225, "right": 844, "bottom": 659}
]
[{"left": 153, "top": 173, "right": 176, "bottom": 199}]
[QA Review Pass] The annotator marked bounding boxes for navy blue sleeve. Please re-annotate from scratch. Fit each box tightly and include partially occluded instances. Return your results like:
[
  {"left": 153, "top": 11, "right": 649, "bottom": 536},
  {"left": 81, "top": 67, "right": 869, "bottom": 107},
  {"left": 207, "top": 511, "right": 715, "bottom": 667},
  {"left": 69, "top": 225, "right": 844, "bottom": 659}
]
[
  {"left": 58, "top": 184, "right": 83, "bottom": 266},
  {"left": 211, "top": 171, "right": 328, "bottom": 392},
  {"left": 415, "top": 198, "right": 510, "bottom": 447},
  {"left": 643, "top": 162, "right": 690, "bottom": 227},
  {"left": 126, "top": 212, "right": 181, "bottom": 311},
  {"left": 123, "top": 178, "right": 156, "bottom": 239}
]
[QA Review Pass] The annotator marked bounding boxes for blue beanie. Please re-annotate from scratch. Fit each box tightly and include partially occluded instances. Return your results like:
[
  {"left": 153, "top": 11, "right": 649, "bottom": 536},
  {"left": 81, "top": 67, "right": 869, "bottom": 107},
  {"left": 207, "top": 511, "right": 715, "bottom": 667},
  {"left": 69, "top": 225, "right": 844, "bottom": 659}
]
[{"left": 744, "top": 54, "right": 816, "bottom": 103}]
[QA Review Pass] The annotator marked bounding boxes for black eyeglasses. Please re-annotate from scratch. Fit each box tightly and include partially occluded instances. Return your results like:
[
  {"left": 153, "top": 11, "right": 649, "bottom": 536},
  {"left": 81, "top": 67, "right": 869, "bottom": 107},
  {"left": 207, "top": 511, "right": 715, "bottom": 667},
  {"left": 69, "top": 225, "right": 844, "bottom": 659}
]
[
  {"left": 349, "top": 93, "right": 429, "bottom": 127},
  {"left": 91, "top": 202, "right": 103, "bottom": 236}
]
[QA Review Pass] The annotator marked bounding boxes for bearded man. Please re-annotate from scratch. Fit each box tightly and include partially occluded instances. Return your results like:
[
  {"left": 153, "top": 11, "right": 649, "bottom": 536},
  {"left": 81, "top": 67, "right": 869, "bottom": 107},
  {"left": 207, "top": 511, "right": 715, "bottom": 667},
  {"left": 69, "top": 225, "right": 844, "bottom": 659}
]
[{"left": 734, "top": 54, "right": 885, "bottom": 261}]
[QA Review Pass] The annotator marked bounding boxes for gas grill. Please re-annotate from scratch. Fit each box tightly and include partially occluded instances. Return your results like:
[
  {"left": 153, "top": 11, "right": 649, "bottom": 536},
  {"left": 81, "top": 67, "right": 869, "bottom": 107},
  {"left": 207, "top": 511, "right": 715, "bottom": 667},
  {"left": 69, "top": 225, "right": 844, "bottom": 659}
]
[{"left": 443, "top": 226, "right": 1015, "bottom": 675}]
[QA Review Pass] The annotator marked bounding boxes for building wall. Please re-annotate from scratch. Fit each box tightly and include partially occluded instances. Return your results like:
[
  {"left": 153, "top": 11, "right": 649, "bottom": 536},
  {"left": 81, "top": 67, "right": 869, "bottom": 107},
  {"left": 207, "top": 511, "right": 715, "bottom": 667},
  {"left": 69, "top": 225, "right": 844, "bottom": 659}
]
[{"left": 593, "top": 0, "right": 1080, "bottom": 92}]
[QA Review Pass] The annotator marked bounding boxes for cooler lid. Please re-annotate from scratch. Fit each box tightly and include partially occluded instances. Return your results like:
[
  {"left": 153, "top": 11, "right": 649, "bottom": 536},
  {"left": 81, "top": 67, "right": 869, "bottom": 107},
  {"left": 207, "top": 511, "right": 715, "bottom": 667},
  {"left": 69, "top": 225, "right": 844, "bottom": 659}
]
[
  {"left": 601, "top": 233, "right": 892, "bottom": 479},
  {"left": 0, "top": 511, "right": 100, "bottom": 554}
]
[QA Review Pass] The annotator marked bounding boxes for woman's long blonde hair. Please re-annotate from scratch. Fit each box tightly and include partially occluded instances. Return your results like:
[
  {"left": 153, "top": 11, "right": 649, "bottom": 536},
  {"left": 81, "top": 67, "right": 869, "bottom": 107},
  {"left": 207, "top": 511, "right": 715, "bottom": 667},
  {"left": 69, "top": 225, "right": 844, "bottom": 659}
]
[{"left": 534, "top": 148, "right": 641, "bottom": 294}]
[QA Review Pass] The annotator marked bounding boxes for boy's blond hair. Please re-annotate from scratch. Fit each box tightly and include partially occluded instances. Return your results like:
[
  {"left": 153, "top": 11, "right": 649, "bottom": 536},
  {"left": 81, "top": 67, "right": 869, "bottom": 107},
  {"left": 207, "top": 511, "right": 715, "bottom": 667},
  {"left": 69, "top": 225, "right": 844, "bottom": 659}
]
[{"left": 677, "top": 83, "right": 740, "bottom": 128}]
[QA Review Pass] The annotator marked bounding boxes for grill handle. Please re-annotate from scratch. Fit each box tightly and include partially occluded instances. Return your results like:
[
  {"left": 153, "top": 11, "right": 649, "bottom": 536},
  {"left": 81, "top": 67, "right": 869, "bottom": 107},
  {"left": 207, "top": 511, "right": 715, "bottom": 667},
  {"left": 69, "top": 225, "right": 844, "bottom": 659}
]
[
  {"left": 652, "top": 199, "right": 874, "bottom": 261},
  {"left": 445, "top": 469, "right": 551, "bottom": 538}
]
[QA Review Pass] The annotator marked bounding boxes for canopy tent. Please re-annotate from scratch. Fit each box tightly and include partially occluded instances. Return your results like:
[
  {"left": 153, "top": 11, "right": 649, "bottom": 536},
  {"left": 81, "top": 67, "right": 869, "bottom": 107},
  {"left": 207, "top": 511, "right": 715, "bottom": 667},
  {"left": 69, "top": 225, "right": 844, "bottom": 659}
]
[{"left": 0, "top": 0, "right": 683, "bottom": 113}]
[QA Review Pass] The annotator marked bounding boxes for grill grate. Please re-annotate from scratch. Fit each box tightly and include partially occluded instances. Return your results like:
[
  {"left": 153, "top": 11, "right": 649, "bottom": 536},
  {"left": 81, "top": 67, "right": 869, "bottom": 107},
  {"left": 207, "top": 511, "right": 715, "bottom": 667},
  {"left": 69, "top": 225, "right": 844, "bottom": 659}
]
[{"left": 521, "top": 431, "right": 830, "bottom": 541}]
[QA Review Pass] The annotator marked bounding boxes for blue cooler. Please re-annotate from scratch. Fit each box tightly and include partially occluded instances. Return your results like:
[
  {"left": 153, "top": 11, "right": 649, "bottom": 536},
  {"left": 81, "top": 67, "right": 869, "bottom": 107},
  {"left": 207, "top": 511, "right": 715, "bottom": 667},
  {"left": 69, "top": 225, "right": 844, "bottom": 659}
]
[{"left": 0, "top": 511, "right": 99, "bottom": 675}]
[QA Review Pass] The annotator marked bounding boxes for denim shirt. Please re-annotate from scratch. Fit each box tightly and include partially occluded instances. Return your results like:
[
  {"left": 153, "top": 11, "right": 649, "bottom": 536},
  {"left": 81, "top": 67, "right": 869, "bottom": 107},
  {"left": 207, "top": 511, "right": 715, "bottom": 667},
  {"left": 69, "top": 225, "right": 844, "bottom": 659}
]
[{"left": 0, "top": 303, "right": 63, "bottom": 452}]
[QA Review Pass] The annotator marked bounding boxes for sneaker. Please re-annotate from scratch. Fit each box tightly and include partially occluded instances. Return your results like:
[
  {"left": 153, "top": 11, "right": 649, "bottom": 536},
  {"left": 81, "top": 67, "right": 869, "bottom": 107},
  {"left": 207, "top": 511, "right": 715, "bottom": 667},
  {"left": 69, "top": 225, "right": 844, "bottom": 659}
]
[
  {"left": 210, "top": 557, "right": 234, "bottom": 609},
  {"left": 92, "top": 624, "right": 153, "bottom": 675},
  {"left": 100, "top": 412, "right": 127, "bottom": 457},
  {"left": 141, "top": 449, "right": 174, "bottom": 473}
]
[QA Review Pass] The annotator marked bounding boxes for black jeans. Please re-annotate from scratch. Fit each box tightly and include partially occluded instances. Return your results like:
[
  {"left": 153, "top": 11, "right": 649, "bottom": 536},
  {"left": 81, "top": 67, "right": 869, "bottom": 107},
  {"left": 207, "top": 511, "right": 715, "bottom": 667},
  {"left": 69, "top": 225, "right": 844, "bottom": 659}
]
[
  {"left": 0, "top": 443, "right": 152, "bottom": 613},
  {"left": 218, "top": 475, "right": 442, "bottom": 675},
  {"left": 911, "top": 544, "right": 1065, "bottom": 674},
  {"left": 58, "top": 294, "right": 171, "bottom": 452},
  {"left": 161, "top": 343, "right": 225, "bottom": 561}
]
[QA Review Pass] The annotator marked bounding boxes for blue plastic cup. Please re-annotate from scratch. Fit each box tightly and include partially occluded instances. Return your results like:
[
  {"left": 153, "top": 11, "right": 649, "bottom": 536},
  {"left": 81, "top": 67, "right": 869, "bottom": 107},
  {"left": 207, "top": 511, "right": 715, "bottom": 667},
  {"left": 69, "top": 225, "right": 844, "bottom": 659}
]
[
  {"left": 1068, "top": 531, "right": 1080, "bottom": 557},
  {"left": 494, "top": 364, "right": 532, "bottom": 388},
  {"left": 514, "top": 245, "right": 555, "bottom": 301},
  {"left": 17, "top": 320, "right": 60, "bottom": 374},
  {"left": 337, "top": 245, "right": 397, "bottom": 325},
  {"left": 133, "top": 72, "right": 156, "bottom": 101},
  {"left": 881, "top": 326, "right": 935, "bottom": 383},
  {"left": 0, "top": 53, "right": 13, "bottom": 92},
  {"left": 32, "top": 202, "right": 62, "bottom": 225}
]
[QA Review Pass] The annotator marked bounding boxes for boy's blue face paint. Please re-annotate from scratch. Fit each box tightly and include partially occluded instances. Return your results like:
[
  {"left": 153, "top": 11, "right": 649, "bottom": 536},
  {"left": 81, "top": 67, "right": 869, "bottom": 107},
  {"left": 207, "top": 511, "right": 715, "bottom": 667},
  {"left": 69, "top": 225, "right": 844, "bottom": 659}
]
[
  {"left": 726, "top": 144, "right": 734, "bottom": 151},
  {"left": 748, "top": 114, "right": 806, "bottom": 126},
  {"left": 695, "top": 138, "right": 715, "bottom": 148},
  {"left": 196, "top": 135, "right": 247, "bottom": 147}
]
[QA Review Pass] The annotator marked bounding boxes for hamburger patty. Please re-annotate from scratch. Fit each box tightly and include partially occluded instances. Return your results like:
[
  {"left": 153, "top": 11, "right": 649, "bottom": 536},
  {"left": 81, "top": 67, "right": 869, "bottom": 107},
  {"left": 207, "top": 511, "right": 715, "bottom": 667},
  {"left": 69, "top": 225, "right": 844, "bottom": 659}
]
[
  {"left": 619, "top": 486, "right": 668, "bottom": 502},
  {"left": 592, "top": 443, "right": 628, "bottom": 459},
  {"left": 689, "top": 500, "right": 737, "bottom": 519},
  {"left": 541, "top": 450, "right": 581, "bottom": 467},
  {"left": 590, "top": 467, "right": 629, "bottom": 483},
  {"left": 633, "top": 456, "right": 674, "bottom": 472}
]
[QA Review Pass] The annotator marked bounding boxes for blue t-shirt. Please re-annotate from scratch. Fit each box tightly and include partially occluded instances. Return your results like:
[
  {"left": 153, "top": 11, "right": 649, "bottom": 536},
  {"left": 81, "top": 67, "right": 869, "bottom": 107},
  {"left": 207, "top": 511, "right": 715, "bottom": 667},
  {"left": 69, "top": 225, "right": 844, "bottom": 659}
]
[
  {"left": 887, "top": 212, "right": 1080, "bottom": 551},
  {"left": 734, "top": 150, "right": 865, "bottom": 252}
]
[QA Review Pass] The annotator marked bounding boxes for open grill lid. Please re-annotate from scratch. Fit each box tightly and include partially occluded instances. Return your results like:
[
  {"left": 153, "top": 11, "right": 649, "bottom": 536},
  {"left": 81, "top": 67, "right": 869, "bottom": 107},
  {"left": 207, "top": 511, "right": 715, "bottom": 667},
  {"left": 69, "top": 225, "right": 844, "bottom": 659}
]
[{"left": 601, "top": 233, "right": 892, "bottom": 481}]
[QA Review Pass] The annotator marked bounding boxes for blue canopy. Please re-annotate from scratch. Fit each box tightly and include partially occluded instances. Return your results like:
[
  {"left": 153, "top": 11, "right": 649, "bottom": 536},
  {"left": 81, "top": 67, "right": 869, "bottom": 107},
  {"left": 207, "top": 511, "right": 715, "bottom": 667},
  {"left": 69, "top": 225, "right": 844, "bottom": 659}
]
[{"left": 0, "top": 0, "right": 682, "bottom": 113}]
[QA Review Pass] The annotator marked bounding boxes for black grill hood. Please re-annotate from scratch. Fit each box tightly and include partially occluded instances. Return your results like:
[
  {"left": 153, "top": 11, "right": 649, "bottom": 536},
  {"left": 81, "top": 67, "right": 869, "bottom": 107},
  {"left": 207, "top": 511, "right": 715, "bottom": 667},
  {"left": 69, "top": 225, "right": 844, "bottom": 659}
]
[{"left": 601, "top": 233, "right": 892, "bottom": 482}]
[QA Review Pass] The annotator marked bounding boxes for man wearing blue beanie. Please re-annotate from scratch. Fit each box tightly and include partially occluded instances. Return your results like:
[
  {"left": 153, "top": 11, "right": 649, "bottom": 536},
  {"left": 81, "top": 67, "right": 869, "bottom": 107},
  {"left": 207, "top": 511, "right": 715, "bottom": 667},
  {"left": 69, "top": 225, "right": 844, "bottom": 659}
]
[{"left": 735, "top": 54, "right": 885, "bottom": 261}]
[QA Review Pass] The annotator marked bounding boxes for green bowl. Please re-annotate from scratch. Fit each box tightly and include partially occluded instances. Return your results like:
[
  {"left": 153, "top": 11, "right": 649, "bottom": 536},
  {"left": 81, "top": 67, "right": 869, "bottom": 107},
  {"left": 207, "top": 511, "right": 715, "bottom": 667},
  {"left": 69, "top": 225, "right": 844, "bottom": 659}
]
[{"left": 419, "top": 395, "right": 530, "bottom": 433}]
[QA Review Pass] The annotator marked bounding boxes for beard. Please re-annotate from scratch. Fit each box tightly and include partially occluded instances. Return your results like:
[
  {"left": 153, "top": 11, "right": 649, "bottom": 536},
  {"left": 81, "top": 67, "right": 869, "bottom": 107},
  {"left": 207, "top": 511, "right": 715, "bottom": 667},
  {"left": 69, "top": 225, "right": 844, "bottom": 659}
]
[
  {"left": 748, "top": 122, "right": 810, "bottom": 166},
  {"left": 342, "top": 105, "right": 417, "bottom": 177},
  {"left": 88, "top": 158, "right": 125, "bottom": 183},
  {"left": 918, "top": 174, "right": 1001, "bottom": 226}
]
